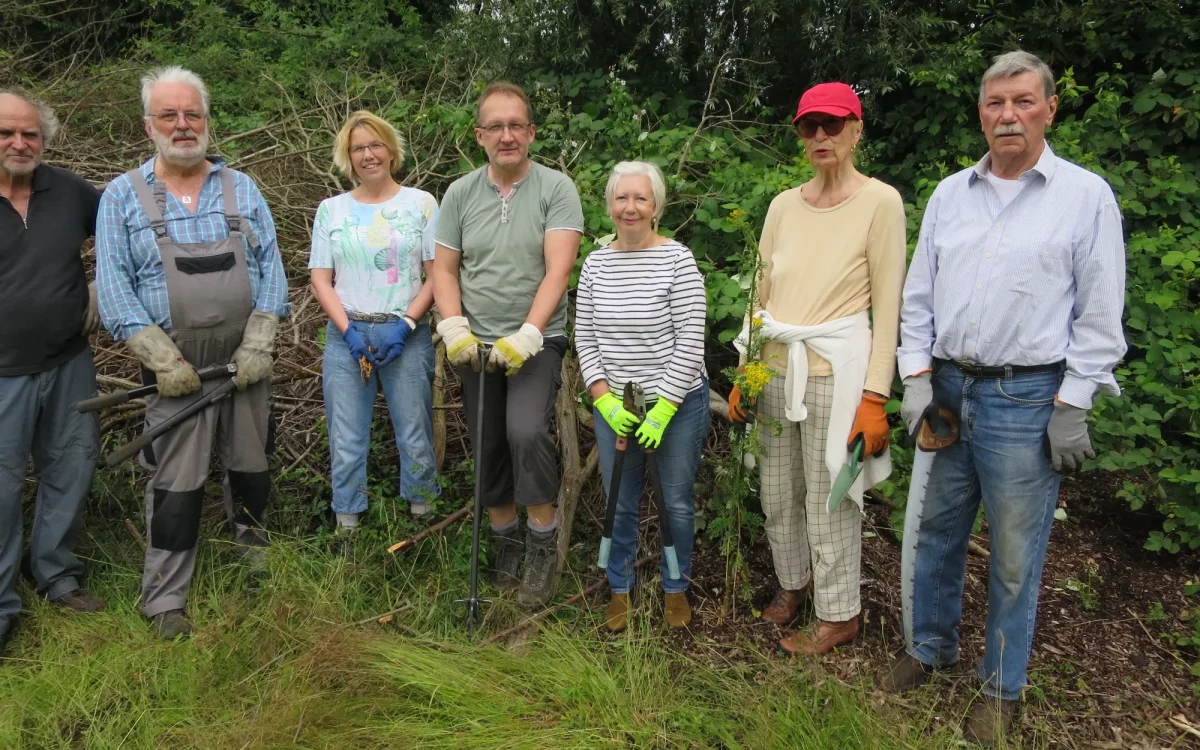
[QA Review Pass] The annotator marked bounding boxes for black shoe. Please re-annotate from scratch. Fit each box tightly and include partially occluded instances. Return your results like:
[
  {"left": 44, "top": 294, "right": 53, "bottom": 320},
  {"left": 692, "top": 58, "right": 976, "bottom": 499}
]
[
  {"left": 232, "top": 523, "right": 269, "bottom": 566},
  {"left": 0, "top": 621, "right": 15, "bottom": 660},
  {"left": 149, "top": 609, "right": 193, "bottom": 640},
  {"left": 517, "top": 526, "right": 559, "bottom": 609},
  {"left": 50, "top": 588, "right": 107, "bottom": 613},
  {"left": 491, "top": 526, "right": 524, "bottom": 590}
]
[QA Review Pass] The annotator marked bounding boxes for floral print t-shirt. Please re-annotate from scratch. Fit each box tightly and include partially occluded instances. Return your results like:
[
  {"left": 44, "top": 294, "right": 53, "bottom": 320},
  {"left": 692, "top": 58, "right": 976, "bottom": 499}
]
[{"left": 309, "top": 187, "right": 438, "bottom": 315}]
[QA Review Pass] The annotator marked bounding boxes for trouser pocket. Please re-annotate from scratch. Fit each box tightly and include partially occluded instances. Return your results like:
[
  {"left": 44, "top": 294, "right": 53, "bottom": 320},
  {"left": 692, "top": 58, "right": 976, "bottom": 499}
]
[{"left": 150, "top": 487, "right": 204, "bottom": 551}]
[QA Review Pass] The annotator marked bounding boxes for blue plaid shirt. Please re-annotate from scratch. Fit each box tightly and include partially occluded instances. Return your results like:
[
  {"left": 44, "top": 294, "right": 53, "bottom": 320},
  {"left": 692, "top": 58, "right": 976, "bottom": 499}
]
[{"left": 96, "top": 157, "right": 290, "bottom": 341}]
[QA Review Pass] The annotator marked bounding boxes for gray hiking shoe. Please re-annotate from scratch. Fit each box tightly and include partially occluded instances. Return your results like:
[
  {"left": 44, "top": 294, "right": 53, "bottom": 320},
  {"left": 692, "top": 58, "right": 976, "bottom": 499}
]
[
  {"left": 150, "top": 609, "right": 193, "bottom": 640},
  {"left": 231, "top": 523, "right": 269, "bottom": 566},
  {"left": 492, "top": 526, "right": 524, "bottom": 590},
  {"left": 50, "top": 588, "right": 107, "bottom": 613},
  {"left": 517, "top": 527, "right": 559, "bottom": 609}
]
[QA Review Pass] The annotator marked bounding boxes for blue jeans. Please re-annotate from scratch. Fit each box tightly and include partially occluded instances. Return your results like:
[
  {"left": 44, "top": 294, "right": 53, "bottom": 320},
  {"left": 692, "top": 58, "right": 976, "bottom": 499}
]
[
  {"left": 594, "top": 384, "right": 708, "bottom": 594},
  {"left": 323, "top": 320, "right": 438, "bottom": 514},
  {"left": 906, "top": 361, "right": 1062, "bottom": 701}
]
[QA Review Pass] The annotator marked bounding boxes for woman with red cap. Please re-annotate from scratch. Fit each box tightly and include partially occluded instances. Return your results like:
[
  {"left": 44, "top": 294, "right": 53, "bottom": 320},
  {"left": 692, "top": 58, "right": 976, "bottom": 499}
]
[{"left": 728, "top": 82, "right": 906, "bottom": 654}]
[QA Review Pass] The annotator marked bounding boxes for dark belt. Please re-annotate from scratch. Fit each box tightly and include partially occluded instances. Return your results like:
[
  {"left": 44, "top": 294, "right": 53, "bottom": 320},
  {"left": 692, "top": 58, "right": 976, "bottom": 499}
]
[
  {"left": 349, "top": 312, "right": 401, "bottom": 323},
  {"left": 938, "top": 358, "right": 1065, "bottom": 379}
]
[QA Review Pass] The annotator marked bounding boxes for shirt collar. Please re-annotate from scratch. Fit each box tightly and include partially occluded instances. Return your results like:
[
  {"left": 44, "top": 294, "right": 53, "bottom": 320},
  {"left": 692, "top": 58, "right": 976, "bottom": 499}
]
[
  {"left": 30, "top": 163, "right": 53, "bottom": 192},
  {"left": 141, "top": 154, "right": 226, "bottom": 183},
  {"left": 969, "top": 141, "right": 1058, "bottom": 185}
]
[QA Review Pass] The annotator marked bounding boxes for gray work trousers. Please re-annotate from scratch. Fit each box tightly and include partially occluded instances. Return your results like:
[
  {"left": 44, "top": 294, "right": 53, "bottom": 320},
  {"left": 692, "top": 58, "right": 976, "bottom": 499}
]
[
  {"left": 0, "top": 347, "right": 100, "bottom": 635},
  {"left": 141, "top": 369, "right": 269, "bottom": 618}
]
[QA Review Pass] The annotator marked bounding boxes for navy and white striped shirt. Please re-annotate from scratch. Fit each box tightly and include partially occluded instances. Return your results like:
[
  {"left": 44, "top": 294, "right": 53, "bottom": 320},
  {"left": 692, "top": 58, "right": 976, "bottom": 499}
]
[
  {"left": 575, "top": 239, "right": 707, "bottom": 403},
  {"left": 897, "top": 144, "right": 1127, "bottom": 409}
]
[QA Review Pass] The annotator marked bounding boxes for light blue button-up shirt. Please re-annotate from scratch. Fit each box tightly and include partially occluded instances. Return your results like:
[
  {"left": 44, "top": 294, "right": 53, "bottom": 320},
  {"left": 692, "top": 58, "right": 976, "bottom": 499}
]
[
  {"left": 96, "top": 157, "right": 290, "bottom": 341},
  {"left": 897, "top": 143, "right": 1127, "bottom": 409}
]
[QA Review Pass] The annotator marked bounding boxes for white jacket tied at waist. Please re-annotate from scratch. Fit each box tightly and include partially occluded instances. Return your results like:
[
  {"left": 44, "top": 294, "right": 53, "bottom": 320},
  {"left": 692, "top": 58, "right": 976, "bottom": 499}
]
[{"left": 736, "top": 310, "right": 891, "bottom": 511}]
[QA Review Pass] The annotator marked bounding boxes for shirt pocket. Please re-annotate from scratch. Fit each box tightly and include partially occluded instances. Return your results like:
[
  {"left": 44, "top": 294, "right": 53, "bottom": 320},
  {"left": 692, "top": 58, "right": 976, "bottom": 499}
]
[{"left": 1007, "top": 240, "right": 1072, "bottom": 296}]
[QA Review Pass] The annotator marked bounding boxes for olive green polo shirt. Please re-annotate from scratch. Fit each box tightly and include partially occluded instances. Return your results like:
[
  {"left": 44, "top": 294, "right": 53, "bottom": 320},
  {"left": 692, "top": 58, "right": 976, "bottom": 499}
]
[{"left": 435, "top": 161, "right": 584, "bottom": 341}]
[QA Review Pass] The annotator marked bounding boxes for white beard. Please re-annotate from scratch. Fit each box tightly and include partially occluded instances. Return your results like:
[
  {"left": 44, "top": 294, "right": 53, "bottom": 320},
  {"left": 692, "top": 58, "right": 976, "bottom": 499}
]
[
  {"left": 0, "top": 152, "right": 40, "bottom": 176},
  {"left": 151, "top": 128, "right": 209, "bottom": 166}
]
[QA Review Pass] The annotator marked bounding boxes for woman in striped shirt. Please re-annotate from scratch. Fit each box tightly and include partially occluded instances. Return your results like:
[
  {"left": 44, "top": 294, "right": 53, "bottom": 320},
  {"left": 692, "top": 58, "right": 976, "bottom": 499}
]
[{"left": 575, "top": 161, "right": 709, "bottom": 632}]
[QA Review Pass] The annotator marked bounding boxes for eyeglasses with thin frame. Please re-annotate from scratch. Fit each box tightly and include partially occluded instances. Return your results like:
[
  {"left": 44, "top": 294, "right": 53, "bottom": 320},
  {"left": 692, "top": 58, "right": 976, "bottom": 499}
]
[
  {"left": 350, "top": 141, "right": 390, "bottom": 157},
  {"left": 795, "top": 116, "right": 848, "bottom": 139},
  {"left": 151, "top": 110, "right": 206, "bottom": 126},
  {"left": 476, "top": 121, "right": 531, "bottom": 137}
]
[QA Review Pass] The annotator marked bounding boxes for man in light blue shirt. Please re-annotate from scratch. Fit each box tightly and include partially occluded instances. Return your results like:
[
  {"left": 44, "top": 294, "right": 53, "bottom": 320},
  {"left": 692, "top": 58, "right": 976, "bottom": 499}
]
[{"left": 879, "top": 51, "right": 1126, "bottom": 744}]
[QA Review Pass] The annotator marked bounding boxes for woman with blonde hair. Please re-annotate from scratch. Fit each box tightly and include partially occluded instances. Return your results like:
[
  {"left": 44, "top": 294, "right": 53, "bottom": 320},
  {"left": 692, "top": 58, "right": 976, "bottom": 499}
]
[
  {"left": 309, "top": 110, "right": 439, "bottom": 532},
  {"left": 728, "top": 83, "right": 906, "bottom": 654}
]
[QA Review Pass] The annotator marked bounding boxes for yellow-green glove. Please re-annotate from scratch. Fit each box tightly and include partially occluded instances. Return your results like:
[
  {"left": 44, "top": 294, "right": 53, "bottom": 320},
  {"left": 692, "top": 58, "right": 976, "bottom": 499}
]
[
  {"left": 635, "top": 398, "right": 678, "bottom": 449},
  {"left": 594, "top": 391, "right": 640, "bottom": 437}
]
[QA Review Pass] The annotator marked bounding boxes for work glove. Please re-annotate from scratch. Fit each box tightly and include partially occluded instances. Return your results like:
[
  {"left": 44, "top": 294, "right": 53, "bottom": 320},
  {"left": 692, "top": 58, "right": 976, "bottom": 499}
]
[
  {"left": 728, "top": 366, "right": 753, "bottom": 423},
  {"left": 1046, "top": 400, "right": 1095, "bottom": 473},
  {"left": 488, "top": 323, "right": 543, "bottom": 376},
  {"left": 436, "top": 315, "right": 482, "bottom": 371},
  {"left": 342, "top": 322, "right": 371, "bottom": 362},
  {"left": 900, "top": 371, "right": 933, "bottom": 435},
  {"left": 594, "top": 391, "right": 640, "bottom": 437},
  {"left": 849, "top": 392, "right": 890, "bottom": 456},
  {"left": 125, "top": 324, "right": 200, "bottom": 398},
  {"left": 82, "top": 281, "right": 100, "bottom": 336},
  {"left": 231, "top": 310, "right": 279, "bottom": 391},
  {"left": 635, "top": 398, "right": 678, "bottom": 449},
  {"left": 373, "top": 316, "right": 415, "bottom": 368}
]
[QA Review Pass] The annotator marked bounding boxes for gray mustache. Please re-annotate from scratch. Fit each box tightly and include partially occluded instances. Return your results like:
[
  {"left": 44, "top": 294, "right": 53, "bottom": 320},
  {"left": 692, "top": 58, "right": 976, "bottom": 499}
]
[{"left": 993, "top": 124, "right": 1026, "bottom": 137}]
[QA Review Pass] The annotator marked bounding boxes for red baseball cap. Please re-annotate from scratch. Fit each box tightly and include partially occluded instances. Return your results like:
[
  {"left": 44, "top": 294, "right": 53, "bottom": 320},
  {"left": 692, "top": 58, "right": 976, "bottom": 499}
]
[{"left": 792, "top": 82, "right": 863, "bottom": 123}]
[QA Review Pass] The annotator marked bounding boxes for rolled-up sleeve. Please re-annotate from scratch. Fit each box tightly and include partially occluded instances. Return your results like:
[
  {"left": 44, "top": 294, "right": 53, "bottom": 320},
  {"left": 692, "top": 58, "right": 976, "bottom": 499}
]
[
  {"left": 246, "top": 180, "right": 290, "bottom": 319},
  {"left": 1057, "top": 198, "right": 1127, "bottom": 408},
  {"left": 896, "top": 189, "right": 942, "bottom": 378},
  {"left": 95, "top": 180, "right": 153, "bottom": 341},
  {"left": 660, "top": 249, "right": 707, "bottom": 403}
]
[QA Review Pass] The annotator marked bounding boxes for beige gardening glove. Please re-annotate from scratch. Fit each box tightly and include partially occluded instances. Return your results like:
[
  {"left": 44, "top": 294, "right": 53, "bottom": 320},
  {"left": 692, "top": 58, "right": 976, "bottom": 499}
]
[
  {"left": 436, "top": 315, "right": 483, "bottom": 371},
  {"left": 488, "top": 323, "right": 543, "bottom": 376},
  {"left": 126, "top": 324, "right": 200, "bottom": 398},
  {"left": 82, "top": 282, "right": 100, "bottom": 336},
  {"left": 231, "top": 310, "right": 279, "bottom": 390}
]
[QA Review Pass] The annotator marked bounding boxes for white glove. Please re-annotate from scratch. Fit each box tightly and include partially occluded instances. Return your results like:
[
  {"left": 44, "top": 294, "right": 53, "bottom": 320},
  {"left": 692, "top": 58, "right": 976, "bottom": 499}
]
[
  {"left": 488, "top": 323, "right": 543, "bottom": 375},
  {"left": 436, "top": 315, "right": 482, "bottom": 370}
]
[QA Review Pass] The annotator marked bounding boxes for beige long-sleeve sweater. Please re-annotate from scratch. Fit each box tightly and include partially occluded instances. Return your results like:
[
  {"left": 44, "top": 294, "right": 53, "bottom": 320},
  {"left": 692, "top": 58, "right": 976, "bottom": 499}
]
[{"left": 753, "top": 177, "right": 907, "bottom": 395}]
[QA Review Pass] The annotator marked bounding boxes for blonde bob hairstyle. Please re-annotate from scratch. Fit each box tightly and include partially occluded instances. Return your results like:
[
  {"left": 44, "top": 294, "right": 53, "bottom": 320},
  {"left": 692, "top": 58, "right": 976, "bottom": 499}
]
[
  {"left": 605, "top": 161, "right": 667, "bottom": 227},
  {"left": 332, "top": 110, "right": 407, "bottom": 181}
]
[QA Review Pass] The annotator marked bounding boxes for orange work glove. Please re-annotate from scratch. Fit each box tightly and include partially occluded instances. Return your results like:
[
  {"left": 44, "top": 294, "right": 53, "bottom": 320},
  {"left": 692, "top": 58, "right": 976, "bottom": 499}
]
[
  {"left": 728, "top": 366, "right": 751, "bottom": 423},
  {"left": 849, "top": 392, "right": 890, "bottom": 456}
]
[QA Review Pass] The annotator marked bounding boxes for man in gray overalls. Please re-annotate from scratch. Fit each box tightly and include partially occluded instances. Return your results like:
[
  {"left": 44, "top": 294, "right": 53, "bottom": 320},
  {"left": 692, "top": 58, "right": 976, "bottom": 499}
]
[{"left": 95, "top": 67, "right": 289, "bottom": 639}]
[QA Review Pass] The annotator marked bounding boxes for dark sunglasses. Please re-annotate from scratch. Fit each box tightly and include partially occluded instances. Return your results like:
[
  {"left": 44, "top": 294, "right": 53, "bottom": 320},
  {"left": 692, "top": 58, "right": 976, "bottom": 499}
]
[{"left": 795, "top": 116, "right": 848, "bottom": 138}]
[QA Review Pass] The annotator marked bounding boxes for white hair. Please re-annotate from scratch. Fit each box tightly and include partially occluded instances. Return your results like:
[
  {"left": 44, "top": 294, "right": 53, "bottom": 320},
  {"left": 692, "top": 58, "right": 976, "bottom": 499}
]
[
  {"left": 0, "top": 87, "right": 61, "bottom": 144},
  {"left": 605, "top": 161, "right": 667, "bottom": 224},
  {"left": 980, "top": 50, "right": 1056, "bottom": 104},
  {"left": 141, "top": 66, "right": 210, "bottom": 117}
]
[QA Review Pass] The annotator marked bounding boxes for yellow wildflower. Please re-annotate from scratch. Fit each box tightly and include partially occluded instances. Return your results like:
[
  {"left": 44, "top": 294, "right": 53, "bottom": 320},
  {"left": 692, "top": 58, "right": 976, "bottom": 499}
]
[{"left": 741, "top": 361, "right": 774, "bottom": 399}]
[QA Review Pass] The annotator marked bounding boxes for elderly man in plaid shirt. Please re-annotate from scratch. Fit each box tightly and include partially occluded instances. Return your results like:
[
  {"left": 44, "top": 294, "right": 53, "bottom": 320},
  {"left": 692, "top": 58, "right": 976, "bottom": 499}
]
[{"left": 95, "top": 67, "right": 289, "bottom": 640}]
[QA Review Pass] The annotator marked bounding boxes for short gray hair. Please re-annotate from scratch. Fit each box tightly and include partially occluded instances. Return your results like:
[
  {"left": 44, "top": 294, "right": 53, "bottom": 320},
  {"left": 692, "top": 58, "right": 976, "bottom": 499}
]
[
  {"left": 0, "top": 87, "right": 61, "bottom": 144},
  {"left": 140, "top": 66, "right": 210, "bottom": 117},
  {"left": 605, "top": 161, "right": 667, "bottom": 224},
  {"left": 979, "top": 51, "right": 1056, "bottom": 105}
]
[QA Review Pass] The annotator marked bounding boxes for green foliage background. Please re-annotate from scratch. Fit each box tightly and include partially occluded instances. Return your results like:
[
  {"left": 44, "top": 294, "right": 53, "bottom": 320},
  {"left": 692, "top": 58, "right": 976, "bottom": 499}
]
[{"left": 4, "top": 0, "right": 1198, "bottom": 549}]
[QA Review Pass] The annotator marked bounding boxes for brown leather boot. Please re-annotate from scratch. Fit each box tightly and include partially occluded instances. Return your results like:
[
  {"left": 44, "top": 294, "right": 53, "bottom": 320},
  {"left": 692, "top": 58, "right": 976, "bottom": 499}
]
[
  {"left": 779, "top": 616, "right": 859, "bottom": 655},
  {"left": 761, "top": 586, "right": 807, "bottom": 625},
  {"left": 664, "top": 592, "right": 691, "bottom": 628},
  {"left": 962, "top": 696, "right": 1020, "bottom": 746},
  {"left": 875, "top": 652, "right": 935, "bottom": 693},
  {"left": 606, "top": 593, "right": 629, "bottom": 632}
]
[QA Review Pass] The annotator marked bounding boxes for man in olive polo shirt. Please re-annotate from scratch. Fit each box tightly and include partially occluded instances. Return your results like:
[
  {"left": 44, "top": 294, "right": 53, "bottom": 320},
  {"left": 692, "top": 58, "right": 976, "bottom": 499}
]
[
  {"left": 433, "top": 81, "right": 584, "bottom": 609},
  {"left": 0, "top": 88, "right": 105, "bottom": 656}
]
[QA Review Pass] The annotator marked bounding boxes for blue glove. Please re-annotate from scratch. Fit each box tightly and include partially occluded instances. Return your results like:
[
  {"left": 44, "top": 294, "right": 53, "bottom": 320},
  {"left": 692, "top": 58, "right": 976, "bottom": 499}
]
[
  {"left": 342, "top": 322, "right": 371, "bottom": 362},
  {"left": 373, "top": 318, "right": 415, "bottom": 368}
]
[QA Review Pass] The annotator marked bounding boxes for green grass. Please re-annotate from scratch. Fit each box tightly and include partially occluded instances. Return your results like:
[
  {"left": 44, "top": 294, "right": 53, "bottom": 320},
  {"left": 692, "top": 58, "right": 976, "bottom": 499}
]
[{"left": 1, "top": 485, "right": 969, "bottom": 749}]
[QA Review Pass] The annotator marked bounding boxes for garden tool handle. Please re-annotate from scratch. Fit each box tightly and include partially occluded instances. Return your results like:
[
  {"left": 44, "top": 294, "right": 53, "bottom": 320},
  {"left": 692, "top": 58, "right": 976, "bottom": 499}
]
[
  {"left": 598, "top": 382, "right": 635, "bottom": 570},
  {"left": 104, "top": 377, "right": 237, "bottom": 467},
  {"left": 78, "top": 363, "right": 237, "bottom": 413}
]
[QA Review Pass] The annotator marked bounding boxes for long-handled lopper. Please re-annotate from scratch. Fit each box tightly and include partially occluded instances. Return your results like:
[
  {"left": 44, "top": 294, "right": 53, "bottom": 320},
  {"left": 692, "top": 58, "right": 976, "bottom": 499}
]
[
  {"left": 78, "top": 363, "right": 237, "bottom": 414},
  {"left": 101, "top": 368, "right": 239, "bottom": 467},
  {"left": 634, "top": 384, "right": 682, "bottom": 581},
  {"left": 596, "top": 382, "right": 635, "bottom": 570},
  {"left": 453, "top": 345, "right": 493, "bottom": 638}
]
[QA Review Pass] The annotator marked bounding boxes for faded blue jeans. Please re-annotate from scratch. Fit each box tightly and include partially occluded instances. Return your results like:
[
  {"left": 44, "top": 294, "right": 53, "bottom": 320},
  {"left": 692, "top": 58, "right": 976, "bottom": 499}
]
[
  {"left": 323, "top": 320, "right": 438, "bottom": 515},
  {"left": 594, "top": 383, "right": 708, "bottom": 594},
  {"left": 905, "top": 360, "right": 1062, "bottom": 701}
]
